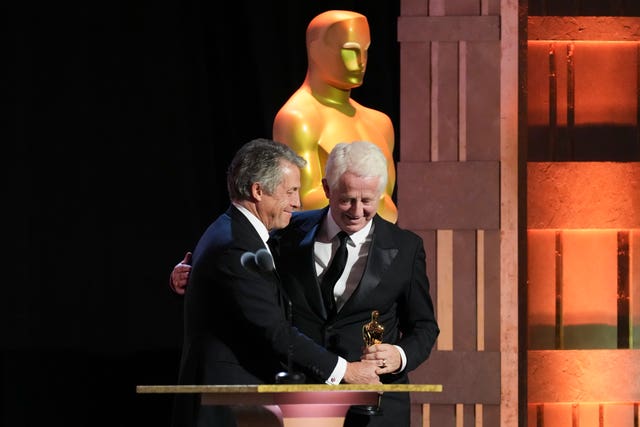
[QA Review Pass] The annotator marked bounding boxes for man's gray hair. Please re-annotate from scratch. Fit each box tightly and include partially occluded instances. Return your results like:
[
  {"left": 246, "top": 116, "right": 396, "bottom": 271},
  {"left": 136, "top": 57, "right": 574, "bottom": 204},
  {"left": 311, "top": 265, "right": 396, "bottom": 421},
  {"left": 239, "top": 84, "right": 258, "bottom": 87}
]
[
  {"left": 324, "top": 141, "right": 388, "bottom": 194},
  {"left": 227, "top": 138, "right": 306, "bottom": 201}
]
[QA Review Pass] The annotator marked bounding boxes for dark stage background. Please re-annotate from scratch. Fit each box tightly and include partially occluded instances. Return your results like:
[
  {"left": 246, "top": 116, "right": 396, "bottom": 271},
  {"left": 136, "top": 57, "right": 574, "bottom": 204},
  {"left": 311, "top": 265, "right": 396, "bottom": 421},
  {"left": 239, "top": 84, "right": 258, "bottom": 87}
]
[{"left": 5, "top": 2, "right": 399, "bottom": 426}]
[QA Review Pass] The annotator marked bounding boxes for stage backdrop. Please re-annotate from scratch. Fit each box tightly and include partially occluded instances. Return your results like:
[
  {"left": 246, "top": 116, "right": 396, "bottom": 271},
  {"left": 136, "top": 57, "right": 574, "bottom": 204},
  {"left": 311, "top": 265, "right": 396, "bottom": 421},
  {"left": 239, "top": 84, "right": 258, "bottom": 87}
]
[{"left": 5, "top": 2, "right": 399, "bottom": 426}]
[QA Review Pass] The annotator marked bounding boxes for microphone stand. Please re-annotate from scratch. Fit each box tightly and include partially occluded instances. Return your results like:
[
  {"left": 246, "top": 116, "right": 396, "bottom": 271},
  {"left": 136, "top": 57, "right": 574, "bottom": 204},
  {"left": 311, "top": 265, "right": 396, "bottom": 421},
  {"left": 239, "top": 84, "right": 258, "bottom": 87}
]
[{"left": 275, "top": 300, "right": 306, "bottom": 384}]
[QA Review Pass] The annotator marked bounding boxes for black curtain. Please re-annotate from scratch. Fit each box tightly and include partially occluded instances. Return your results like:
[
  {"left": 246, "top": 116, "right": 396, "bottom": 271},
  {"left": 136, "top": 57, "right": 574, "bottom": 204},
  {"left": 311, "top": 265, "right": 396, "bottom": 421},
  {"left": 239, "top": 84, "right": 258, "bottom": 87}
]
[{"left": 5, "top": 2, "right": 398, "bottom": 426}]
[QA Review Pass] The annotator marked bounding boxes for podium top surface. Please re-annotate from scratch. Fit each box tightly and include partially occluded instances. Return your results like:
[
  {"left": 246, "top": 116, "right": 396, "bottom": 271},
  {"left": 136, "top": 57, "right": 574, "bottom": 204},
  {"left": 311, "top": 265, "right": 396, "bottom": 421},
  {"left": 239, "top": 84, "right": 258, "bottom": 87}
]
[{"left": 136, "top": 384, "right": 442, "bottom": 394}]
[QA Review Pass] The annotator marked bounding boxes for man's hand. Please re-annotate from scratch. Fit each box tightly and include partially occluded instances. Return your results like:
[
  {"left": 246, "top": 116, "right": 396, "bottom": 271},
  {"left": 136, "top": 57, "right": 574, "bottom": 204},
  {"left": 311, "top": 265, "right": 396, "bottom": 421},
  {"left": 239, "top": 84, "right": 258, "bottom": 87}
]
[
  {"left": 343, "top": 360, "right": 381, "bottom": 384},
  {"left": 169, "top": 252, "right": 192, "bottom": 295},
  {"left": 361, "top": 343, "right": 401, "bottom": 375}
]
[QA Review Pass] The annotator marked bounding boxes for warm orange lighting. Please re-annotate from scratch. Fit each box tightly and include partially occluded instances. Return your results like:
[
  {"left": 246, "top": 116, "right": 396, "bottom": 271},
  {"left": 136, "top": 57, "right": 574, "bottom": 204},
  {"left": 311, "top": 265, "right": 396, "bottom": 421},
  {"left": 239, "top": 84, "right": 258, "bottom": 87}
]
[
  {"left": 527, "top": 163, "right": 640, "bottom": 350},
  {"left": 528, "top": 162, "right": 640, "bottom": 229},
  {"left": 528, "top": 229, "right": 632, "bottom": 349},
  {"left": 527, "top": 16, "right": 640, "bottom": 424},
  {"left": 528, "top": 349, "right": 640, "bottom": 403},
  {"left": 562, "top": 230, "right": 617, "bottom": 326},
  {"left": 528, "top": 41, "right": 638, "bottom": 127}
]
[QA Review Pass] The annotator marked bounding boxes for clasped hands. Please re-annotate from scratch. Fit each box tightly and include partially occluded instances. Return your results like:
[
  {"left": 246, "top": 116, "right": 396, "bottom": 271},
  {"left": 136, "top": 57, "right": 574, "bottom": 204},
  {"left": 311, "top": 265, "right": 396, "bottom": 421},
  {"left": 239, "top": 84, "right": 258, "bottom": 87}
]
[
  {"left": 344, "top": 343, "right": 401, "bottom": 384},
  {"left": 362, "top": 343, "right": 400, "bottom": 375}
]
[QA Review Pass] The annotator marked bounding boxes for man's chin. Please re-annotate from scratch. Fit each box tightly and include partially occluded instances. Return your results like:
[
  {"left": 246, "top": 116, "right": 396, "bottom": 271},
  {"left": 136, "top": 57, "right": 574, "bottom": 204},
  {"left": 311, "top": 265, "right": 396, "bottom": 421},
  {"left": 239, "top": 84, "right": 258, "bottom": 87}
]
[
  {"left": 277, "top": 214, "right": 293, "bottom": 229},
  {"left": 341, "top": 220, "right": 367, "bottom": 233}
]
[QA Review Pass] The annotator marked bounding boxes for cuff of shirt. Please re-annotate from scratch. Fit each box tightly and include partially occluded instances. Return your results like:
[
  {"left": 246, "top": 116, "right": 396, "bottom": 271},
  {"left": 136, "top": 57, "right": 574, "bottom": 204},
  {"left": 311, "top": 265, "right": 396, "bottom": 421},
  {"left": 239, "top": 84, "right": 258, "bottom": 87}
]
[
  {"left": 393, "top": 345, "right": 407, "bottom": 374},
  {"left": 325, "top": 357, "right": 347, "bottom": 385}
]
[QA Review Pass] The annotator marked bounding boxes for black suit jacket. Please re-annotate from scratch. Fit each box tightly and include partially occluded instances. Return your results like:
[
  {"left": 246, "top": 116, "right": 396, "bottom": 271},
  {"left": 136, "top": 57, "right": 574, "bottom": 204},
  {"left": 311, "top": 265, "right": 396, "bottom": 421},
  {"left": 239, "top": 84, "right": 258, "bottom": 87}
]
[
  {"left": 274, "top": 208, "right": 440, "bottom": 425},
  {"left": 172, "top": 205, "right": 339, "bottom": 427}
]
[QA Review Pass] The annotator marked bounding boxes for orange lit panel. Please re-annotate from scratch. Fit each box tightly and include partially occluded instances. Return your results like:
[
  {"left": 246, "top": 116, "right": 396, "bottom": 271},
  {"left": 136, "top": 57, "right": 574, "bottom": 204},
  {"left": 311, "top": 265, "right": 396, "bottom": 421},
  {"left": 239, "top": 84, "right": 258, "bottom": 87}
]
[
  {"left": 542, "top": 403, "right": 572, "bottom": 427},
  {"left": 527, "top": 41, "right": 638, "bottom": 127},
  {"left": 528, "top": 349, "right": 640, "bottom": 403},
  {"left": 574, "top": 42, "right": 638, "bottom": 126},
  {"left": 527, "top": 41, "right": 640, "bottom": 161},
  {"left": 578, "top": 403, "right": 600, "bottom": 427},
  {"left": 528, "top": 229, "right": 557, "bottom": 349},
  {"left": 563, "top": 230, "right": 618, "bottom": 348},
  {"left": 527, "top": 41, "right": 562, "bottom": 127},
  {"left": 632, "top": 230, "right": 640, "bottom": 348},
  {"left": 602, "top": 403, "right": 635, "bottom": 426},
  {"left": 528, "top": 162, "right": 640, "bottom": 229}
]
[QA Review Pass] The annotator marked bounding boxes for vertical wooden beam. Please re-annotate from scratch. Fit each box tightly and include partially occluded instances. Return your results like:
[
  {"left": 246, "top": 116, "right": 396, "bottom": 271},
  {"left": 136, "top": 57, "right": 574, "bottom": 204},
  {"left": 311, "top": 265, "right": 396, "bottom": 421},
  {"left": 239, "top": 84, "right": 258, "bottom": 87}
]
[
  {"left": 566, "top": 43, "right": 575, "bottom": 160},
  {"left": 475, "top": 403, "right": 483, "bottom": 427},
  {"left": 555, "top": 230, "right": 564, "bottom": 349},
  {"left": 502, "top": 1, "right": 521, "bottom": 426},
  {"left": 636, "top": 43, "right": 640, "bottom": 160},
  {"left": 477, "top": 230, "right": 485, "bottom": 351},
  {"left": 437, "top": 230, "right": 454, "bottom": 350},
  {"left": 431, "top": 42, "right": 441, "bottom": 161},
  {"left": 518, "top": 5, "right": 529, "bottom": 427},
  {"left": 459, "top": 41, "right": 468, "bottom": 161},
  {"left": 632, "top": 230, "right": 640, "bottom": 349},
  {"left": 617, "top": 230, "right": 630, "bottom": 349},
  {"left": 537, "top": 403, "right": 544, "bottom": 427},
  {"left": 456, "top": 403, "right": 464, "bottom": 427},
  {"left": 599, "top": 404, "right": 604, "bottom": 427},
  {"left": 423, "top": 403, "right": 431, "bottom": 427},
  {"left": 549, "top": 43, "right": 558, "bottom": 160}
]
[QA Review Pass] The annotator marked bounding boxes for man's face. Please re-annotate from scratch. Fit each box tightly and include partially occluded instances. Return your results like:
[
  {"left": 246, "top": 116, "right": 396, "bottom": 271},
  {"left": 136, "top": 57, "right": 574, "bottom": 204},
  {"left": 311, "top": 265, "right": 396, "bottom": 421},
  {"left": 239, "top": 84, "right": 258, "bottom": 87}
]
[
  {"left": 323, "top": 172, "right": 381, "bottom": 234},
  {"left": 256, "top": 161, "right": 301, "bottom": 231}
]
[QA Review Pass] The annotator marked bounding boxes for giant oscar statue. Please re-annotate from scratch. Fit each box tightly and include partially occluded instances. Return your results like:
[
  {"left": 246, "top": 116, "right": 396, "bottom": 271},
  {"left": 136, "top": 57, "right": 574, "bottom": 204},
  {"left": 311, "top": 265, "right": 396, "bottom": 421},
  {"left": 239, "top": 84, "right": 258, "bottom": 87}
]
[{"left": 273, "top": 9, "right": 398, "bottom": 223}]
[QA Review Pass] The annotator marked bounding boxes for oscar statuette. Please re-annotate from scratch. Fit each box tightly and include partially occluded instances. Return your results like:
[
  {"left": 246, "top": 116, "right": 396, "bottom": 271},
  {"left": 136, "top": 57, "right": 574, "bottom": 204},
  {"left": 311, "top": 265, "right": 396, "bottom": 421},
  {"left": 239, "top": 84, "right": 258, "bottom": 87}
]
[
  {"left": 347, "top": 310, "right": 385, "bottom": 421},
  {"left": 362, "top": 310, "right": 384, "bottom": 346}
]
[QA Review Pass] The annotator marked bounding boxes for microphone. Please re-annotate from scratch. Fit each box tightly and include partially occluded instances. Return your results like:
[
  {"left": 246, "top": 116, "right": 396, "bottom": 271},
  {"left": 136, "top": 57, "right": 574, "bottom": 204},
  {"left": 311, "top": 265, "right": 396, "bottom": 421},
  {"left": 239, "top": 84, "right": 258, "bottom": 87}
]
[
  {"left": 240, "top": 248, "right": 304, "bottom": 383},
  {"left": 240, "top": 248, "right": 275, "bottom": 273}
]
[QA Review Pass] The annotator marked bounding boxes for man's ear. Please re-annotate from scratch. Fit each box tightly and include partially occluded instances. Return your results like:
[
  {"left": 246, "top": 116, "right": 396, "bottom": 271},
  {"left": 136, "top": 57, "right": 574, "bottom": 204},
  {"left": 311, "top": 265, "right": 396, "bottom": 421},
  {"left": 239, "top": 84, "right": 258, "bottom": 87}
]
[
  {"left": 321, "top": 178, "right": 330, "bottom": 199},
  {"left": 251, "top": 182, "right": 264, "bottom": 201}
]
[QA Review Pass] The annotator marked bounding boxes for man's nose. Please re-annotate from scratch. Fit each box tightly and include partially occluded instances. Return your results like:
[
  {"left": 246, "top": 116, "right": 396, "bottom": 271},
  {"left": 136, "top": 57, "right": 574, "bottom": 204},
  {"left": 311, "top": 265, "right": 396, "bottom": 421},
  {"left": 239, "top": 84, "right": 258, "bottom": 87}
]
[
  {"left": 349, "top": 200, "right": 363, "bottom": 215},
  {"left": 292, "top": 195, "right": 301, "bottom": 209}
]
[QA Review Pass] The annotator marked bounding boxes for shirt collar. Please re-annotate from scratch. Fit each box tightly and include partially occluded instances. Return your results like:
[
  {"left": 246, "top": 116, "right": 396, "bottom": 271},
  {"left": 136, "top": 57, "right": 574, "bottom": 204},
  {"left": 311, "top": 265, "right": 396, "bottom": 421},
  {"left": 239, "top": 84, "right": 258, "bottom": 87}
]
[{"left": 232, "top": 202, "right": 271, "bottom": 246}]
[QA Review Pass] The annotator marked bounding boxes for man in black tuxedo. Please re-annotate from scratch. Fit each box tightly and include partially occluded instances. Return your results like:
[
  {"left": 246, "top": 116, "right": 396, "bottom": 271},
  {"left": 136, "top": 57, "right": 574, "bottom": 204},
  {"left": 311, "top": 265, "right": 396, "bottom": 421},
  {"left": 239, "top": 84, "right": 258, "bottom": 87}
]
[
  {"left": 171, "top": 138, "right": 381, "bottom": 427},
  {"left": 272, "top": 141, "right": 439, "bottom": 426}
]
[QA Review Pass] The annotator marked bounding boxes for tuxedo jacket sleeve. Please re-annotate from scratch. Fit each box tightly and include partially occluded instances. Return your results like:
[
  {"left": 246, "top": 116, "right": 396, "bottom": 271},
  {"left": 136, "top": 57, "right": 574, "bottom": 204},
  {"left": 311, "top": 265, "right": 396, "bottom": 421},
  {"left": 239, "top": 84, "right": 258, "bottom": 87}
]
[{"left": 177, "top": 206, "right": 339, "bottom": 388}]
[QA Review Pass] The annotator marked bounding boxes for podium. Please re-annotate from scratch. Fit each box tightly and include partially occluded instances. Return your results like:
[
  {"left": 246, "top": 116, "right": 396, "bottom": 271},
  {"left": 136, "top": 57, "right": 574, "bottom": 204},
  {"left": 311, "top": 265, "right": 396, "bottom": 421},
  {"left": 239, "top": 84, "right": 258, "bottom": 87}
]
[{"left": 137, "top": 384, "right": 442, "bottom": 427}]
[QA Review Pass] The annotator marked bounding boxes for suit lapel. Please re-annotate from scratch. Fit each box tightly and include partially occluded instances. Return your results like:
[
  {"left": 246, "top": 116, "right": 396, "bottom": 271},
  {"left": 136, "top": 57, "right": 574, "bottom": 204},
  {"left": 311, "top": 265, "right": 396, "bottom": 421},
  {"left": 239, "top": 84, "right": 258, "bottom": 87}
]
[{"left": 292, "top": 212, "right": 399, "bottom": 320}]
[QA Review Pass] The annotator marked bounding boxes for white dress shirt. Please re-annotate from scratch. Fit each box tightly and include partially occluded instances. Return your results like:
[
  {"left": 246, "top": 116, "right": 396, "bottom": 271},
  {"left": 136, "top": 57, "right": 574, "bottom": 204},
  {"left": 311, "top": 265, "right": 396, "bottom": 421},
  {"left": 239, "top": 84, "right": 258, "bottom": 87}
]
[
  {"left": 233, "top": 202, "right": 271, "bottom": 252},
  {"left": 314, "top": 213, "right": 373, "bottom": 312},
  {"left": 314, "top": 210, "right": 408, "bottom": 373}
]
